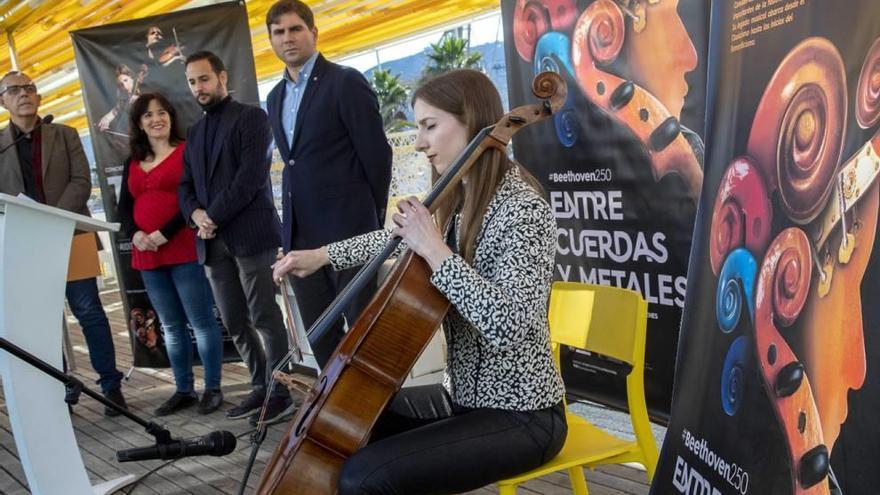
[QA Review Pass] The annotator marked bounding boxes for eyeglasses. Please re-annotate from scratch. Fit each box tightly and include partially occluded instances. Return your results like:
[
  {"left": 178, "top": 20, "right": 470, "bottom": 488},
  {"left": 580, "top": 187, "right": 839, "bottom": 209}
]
[{"left": 1, "top": 84, "right": 37, "bottom": 96}]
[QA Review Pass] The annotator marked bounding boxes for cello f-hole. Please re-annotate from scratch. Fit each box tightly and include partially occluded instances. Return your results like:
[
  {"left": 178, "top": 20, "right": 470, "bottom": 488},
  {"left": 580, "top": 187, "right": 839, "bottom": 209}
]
[{"left": 295, "top": 376, "right": 328, "bottom": 437}]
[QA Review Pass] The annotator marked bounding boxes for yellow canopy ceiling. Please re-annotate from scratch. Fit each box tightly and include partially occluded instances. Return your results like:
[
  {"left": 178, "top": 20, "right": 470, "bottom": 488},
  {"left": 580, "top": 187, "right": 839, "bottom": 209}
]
[{"left": 0, "top": 0, "right": 499, "bottom": 132}]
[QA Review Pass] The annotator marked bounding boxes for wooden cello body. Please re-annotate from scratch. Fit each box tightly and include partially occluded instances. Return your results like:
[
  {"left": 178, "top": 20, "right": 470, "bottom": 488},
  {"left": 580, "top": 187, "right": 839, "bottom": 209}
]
[{"left": 255, "top": 72, "right": 566, "bottom": 495}]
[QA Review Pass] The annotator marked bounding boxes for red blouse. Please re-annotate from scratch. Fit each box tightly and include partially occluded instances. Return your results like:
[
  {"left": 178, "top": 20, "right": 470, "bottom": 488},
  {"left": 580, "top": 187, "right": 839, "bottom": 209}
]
[{"left": 128, "top": 145, "right": 196, "bottom": 270}]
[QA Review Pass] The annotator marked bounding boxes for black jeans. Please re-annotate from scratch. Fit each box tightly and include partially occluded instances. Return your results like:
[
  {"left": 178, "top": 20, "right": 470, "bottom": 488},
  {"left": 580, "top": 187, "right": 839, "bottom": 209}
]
[
  {"left": 337, "top": 385, "right": 567, "bottom": 495},
  {"left": 203, "top": 239, "right": 289, "bottom": 398}
]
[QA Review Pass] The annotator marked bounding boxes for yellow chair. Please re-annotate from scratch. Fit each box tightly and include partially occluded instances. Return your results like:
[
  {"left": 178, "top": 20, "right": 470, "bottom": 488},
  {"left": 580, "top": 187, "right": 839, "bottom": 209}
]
[{"left": 496, "top": 281, "right": 659, "bottom": 495}]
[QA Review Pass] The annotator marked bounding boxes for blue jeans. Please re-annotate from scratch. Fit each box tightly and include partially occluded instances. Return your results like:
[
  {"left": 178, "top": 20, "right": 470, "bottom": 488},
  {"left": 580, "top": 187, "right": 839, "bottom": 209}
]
[
  {"left": 141, "top": 262, "right": 222, "bottom": 393},
  {"left": 65, "top": 278, "right": 123, "bottom": 393}
]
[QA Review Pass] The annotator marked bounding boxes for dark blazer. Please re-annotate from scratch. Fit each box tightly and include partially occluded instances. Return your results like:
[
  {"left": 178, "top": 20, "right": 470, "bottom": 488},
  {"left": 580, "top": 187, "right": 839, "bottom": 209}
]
[
  {"left": 267, "top": 54, "right": 392, "bottom": 252},
  {"left": 178, "top": 98, "right": 281, "bottom": 262}
]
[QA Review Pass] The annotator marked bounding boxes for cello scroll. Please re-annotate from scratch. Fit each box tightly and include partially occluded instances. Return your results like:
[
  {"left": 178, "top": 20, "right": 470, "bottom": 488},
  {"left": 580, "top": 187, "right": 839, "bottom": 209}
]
[
  {"left": 747, "top": 37, "right": 846, "bottom": 225},
  {"left": 753, "top": 229, "right": 829, "bottom": 494},
  {"left": 570, "top": 0, "right": 703, "bottom": 201},
  {"left": 487, "top": 71, "right": 568, "bottom": 146}
]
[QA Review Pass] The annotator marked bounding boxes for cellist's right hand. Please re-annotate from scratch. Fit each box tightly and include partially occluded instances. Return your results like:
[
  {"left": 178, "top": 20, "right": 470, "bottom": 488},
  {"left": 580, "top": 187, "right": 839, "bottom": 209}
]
[
  {"left": 272, "top": 246, "right": 329, "bottom": 282},
  {"left": 97, "top": 111, "right": 115, "bottom": 131}
]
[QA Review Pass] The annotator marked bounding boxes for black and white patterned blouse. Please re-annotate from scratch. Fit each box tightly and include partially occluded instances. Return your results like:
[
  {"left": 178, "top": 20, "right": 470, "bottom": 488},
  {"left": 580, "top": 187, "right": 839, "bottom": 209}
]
[{"left": 327, "top": 166, "right": 564, "bottom": 411}]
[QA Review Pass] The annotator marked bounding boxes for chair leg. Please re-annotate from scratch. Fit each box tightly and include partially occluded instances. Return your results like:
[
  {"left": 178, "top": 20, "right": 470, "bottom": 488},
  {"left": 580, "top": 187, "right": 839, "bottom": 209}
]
[
  {"left": 497, "top": 483, "right": 517, "bottom": 495},
  {"left": 568, "top": 467, "right": 589, "bottom": 495}
]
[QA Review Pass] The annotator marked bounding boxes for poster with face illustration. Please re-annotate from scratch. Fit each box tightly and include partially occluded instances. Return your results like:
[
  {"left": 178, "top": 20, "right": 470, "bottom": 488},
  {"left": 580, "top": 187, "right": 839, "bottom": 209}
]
[
  {"left": 502, "top": 0, "right": 709, "bottom": 417},
  {"left": 651, "top": 1, "right": 880, "bottom": 494}
]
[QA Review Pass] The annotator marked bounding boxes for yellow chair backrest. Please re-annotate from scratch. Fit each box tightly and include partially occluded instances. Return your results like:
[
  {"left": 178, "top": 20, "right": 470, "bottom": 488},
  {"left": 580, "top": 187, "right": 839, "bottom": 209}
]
[{"left": 548, "top": 281, "right": 646, "bottom": 366}]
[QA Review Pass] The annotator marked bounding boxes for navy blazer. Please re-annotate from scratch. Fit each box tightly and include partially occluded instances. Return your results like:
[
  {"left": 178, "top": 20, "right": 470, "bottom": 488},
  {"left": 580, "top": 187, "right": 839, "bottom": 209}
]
[
  {"left": 178, "top": 98, "right": 282, "bottom": 262},
  {"left": 267, "top": 54, "right": 392, "bottom": 252}
]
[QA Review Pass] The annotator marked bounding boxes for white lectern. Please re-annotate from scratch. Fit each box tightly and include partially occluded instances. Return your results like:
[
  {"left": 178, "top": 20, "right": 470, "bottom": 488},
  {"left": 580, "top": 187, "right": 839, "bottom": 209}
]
[{"left": 0, "top": 193, "right": 134, "bottom": 495}]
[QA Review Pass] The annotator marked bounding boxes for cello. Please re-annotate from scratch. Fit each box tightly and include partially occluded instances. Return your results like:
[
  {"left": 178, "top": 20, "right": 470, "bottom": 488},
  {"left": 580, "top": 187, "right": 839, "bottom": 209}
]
[{"left": 254, "top": 71, "right": 567, "bottom": 494}]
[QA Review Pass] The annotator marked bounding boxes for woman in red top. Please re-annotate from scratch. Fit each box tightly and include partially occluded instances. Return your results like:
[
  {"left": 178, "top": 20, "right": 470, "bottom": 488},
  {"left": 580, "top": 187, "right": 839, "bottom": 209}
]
[{"left": 118, "top": 92, "right": 223, "bottom": 416}]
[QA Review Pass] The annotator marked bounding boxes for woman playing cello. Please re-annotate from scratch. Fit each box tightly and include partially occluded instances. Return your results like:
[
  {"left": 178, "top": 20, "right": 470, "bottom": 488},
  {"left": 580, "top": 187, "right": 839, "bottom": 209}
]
[{"left": 272, "top": 69, "right": 567, "bottom": 494}]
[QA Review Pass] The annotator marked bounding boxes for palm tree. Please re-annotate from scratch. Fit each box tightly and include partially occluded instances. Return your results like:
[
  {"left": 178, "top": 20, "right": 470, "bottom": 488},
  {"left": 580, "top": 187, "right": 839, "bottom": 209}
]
[
  {"left": 370, "top": 68, "right": 412, "bottom": 132},
  {"left": 422, "top": 35, "right": 483, "bottom": 80}
]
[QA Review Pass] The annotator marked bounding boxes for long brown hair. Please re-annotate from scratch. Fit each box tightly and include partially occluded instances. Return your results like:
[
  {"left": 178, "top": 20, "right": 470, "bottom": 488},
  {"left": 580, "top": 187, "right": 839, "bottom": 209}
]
[{"left": 412, "top": 69, "right": 542, "bottom": 262}]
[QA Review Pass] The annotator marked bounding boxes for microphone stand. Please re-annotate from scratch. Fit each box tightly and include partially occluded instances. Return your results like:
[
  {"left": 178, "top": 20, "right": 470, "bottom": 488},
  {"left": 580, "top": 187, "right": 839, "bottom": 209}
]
[
  {"left": 237, "top": 278, "right": 303, "bottom": 495},
  {"left": 0, "top": 336, "right": 173, "bottom": 449},
  {"left": 238, "top": 422, "right": 267, "bottom": 495},
  {"left": 0, "top": 115, "right": 53, "bottom": 154}
]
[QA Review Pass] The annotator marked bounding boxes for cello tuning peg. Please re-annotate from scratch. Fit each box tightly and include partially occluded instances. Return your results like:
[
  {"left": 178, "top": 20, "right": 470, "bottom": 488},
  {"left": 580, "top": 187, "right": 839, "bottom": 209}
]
[
  {"left": 838, "top": 232, "right": 855, "bottom": 264},
  {"left": 632, "top": 2, "right": 647, "bottom": 32},
  {"left": 814, "top": 247, "right": 833, "bottom": 297},
  {"left": 798, "top": 444, "right": 830, "bottom": 489},
  {"left": 817, "top": 263, "right": 833, "bottom": 297},
  {"left": 610, "top": 81, "right": 635, "bottom": 110},
  {"left": 649, "top": 117, "right": 681, "bottom": 152},
  {"left": 774, "top": 361, "right": 805, "bottom": 397},
  {"left": 616, "top": 1, "right": 648, "bottom": 32}
]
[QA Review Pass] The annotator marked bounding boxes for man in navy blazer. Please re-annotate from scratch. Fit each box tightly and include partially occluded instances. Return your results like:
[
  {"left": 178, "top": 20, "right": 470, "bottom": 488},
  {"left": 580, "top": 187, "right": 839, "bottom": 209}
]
[
  {"left": 178, "top": 51, "right": 294, "bottom": 426},
  {"left": 265, "top": 1, "right": 392, "bottom": 368}
]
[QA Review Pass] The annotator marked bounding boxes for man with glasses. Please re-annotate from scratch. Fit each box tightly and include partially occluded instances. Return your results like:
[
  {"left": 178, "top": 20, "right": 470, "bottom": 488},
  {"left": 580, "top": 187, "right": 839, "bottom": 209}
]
[{"left": 0, "top": 71, "right": 127, "bottom": 417}]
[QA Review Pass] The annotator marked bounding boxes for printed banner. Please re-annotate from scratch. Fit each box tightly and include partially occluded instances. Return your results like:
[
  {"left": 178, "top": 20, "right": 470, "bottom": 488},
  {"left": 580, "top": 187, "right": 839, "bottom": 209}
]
[
  {"left": 71, "top": 1, "right": 259, "bottom": 367},
  {"left": 652, "top": 0, "right": 880, "bottom": 494},
  {"left": 502, "top": 0, "right": 709, "bottom": 417}
]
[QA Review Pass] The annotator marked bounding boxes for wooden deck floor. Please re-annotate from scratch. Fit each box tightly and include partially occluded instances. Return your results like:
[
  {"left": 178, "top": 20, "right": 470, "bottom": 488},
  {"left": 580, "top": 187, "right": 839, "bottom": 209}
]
[{"left": 0, "top": 282, "right": 652, "bottom": 495}]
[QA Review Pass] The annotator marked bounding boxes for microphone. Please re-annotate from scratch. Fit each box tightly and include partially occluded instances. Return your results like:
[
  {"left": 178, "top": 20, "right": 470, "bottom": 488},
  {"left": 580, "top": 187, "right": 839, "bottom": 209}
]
[
  {"left": 0, "top": 114, "right": 54, "bottom": 154},
  {"left": 116, "top": 430, "right": 236, "bottom": 462}
]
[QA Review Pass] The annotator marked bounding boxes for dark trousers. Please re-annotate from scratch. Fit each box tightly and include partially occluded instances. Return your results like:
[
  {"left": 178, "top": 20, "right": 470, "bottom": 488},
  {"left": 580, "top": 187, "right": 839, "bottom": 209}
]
[
  {"left": 288, "top": 265, "right": 373, "bottom": 368},
  {"left": 65, "top": 278, "right": 123, "bottom": 393},
  {"left": 203, "top": 239, "right": 289, "bottom": 398},
  {"left": 337, "top": 385, "right": 567, "bottom": 495}
]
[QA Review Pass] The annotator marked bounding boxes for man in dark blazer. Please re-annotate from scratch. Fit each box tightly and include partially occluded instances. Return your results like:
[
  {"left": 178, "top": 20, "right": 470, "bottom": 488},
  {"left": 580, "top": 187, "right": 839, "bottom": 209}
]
[
  {"left": 266, "top": 0, "right": 392, "bottom": 369},
  {"left": 0, "top": 71, "right": 126, "bottom": 416},
  {"left": 178, "top": 51, "right": 293, "bottom": 426}
]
